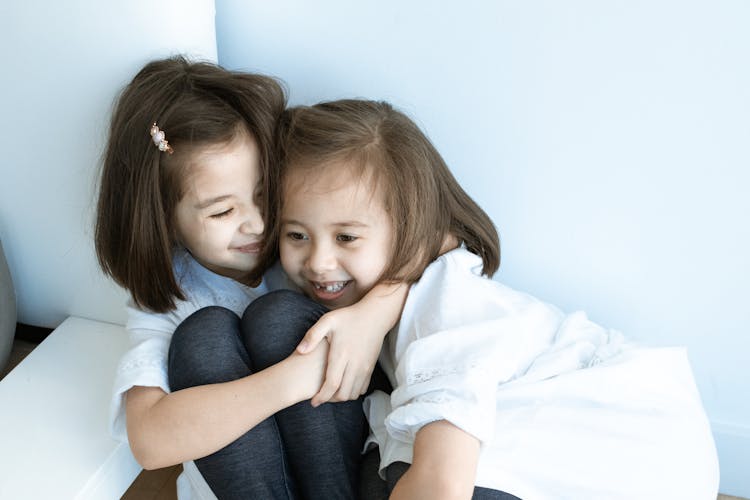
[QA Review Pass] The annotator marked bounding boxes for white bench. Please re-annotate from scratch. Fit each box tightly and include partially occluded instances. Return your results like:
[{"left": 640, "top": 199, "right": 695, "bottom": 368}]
[{"left": 0, "top": 316, "right": 141, "bottom": 499}]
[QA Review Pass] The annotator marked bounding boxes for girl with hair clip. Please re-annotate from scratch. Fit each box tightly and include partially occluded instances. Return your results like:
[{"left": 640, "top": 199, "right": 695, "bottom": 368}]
[
  {"left": 276, "top": 99, "right": 719, "bottom": 500},
  {"left": 95, "top": 57, "right": 409, "bottom": 499}
]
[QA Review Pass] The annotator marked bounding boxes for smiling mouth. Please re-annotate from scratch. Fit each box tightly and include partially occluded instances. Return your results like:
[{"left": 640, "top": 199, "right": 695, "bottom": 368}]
[
  {"left": 235, "top": 243, "right": 262, "bottom": 254},
  {"left": 308, "top": 280, "right": 351, "bottom": 302},
  {"left": 313, "top": 281, "right": 348, "bottom": 293}
]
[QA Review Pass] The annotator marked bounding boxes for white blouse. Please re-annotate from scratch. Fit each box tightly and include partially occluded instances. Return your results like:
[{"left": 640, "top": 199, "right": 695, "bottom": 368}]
[{"left": 364, "top": 248, "right": 719, "bottom": 500}]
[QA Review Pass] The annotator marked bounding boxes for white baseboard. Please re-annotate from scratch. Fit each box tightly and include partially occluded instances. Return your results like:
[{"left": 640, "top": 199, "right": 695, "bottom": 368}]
[{"left": 713, "top": 421, "right": 750, "bottom": 498}]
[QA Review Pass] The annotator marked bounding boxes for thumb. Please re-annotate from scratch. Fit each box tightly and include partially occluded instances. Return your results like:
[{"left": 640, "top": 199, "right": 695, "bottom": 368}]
[{"left": 297, "top": 319, "right": 330, "bottom": 353}]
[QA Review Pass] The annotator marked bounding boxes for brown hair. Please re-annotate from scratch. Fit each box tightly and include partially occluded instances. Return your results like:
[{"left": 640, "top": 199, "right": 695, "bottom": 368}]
[
  {"left": 95, "top": 55, "right": 286, "bottom": 312},
  {"left": 276, "top": 99, "right": 499, "bottom": 283}
]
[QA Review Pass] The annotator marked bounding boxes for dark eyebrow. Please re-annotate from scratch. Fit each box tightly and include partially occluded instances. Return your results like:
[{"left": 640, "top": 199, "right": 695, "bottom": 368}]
[
  {"left": 282, "top": 219, "right": 370, "bottom": 229},
  {"left": 334, "top": 221, "right": 369, "bottom": 228},
  {"left": 194, "top": 195, "right": 232, "bottom": 210}
]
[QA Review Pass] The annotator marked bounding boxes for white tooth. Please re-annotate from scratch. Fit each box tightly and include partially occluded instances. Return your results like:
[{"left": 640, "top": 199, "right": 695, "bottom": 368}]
[
  {"left": 322, "top": 282, "right": 344, "bottom": 293},
  {"left": 314, "top": 281, "right": 346, "bottom": 293}
]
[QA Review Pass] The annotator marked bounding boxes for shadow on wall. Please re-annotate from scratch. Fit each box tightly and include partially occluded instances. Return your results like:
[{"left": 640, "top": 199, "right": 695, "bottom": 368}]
[{"left": 0, "top": 239, "right": 17, "bottom": 371}]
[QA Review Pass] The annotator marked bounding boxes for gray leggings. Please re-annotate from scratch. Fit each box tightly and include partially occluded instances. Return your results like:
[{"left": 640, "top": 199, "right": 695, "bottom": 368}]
[
  {"left": 168, "top": 290, "right": 367, "bottom": 500},
  {"left": 168, "top": 289, "right": 519, "bottom": 500}
]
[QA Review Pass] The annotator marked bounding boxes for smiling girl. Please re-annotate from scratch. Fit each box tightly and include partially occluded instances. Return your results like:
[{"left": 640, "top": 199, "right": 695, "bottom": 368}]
[
  {"left": 276, "top": 99, "right": 719, "bottom": 500},
  {"left": 95, "top": 58, "right": 405, "bottom": 499}
]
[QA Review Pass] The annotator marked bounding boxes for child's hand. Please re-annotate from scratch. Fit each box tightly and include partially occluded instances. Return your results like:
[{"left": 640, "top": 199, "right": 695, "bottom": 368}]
[
  {"left": 298, "top": 302, "right": 383, "bottom": 406},
  {"left": 297, "top": 283, "right": 408, "bottom": 406}
]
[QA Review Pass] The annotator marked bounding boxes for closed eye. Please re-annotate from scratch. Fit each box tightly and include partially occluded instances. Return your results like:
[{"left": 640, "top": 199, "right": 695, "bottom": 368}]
[{"left": 210, "top": 208, "right": 233, "bottom": 219}]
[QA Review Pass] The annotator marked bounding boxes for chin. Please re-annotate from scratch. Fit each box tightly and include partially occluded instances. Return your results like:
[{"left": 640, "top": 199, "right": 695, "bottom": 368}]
[
  {"left": 329, "top": 294, "right": 361, "bottom": 310},
  {"left": 328, "top": 301, "right": 353, "bottom": 310},
  {"left": 308, "top": 293, "right": 352, "bottom": 310}
]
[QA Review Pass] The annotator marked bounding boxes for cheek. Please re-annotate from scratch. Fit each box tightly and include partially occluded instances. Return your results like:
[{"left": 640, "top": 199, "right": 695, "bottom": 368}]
[
  {"left": 377, "top": 232, "right": 395, "bottom": 271},
  {"left": 186, "top": 220, "right": 223, "bottom": 253},
  {"left": 279, "top": 244, "right": 297, "bottom": 271},
  {"left": 359, "top": 250, "right": 389, "bottom": 283},
  {"left": 175, "top": 218, "right": 198, "bottom": 250}
]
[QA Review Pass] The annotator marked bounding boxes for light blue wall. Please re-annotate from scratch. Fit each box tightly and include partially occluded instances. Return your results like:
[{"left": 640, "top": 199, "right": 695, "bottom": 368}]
[
  {"left": 0, "top": 0, "right": 217, "bottom": 328},
  {"left": 216, "top": 1, "right": 750, "bottom": 496}
]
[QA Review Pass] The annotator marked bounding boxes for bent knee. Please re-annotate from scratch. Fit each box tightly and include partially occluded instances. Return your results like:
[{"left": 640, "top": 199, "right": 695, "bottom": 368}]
[
  {"left": 242, "top": 290, "right": 326, "bottom": 339},
  {"left": 243, "top": 290, "right": 317, "bottom": 322},
  {"left": 171, "top": 306, "right": 238, "bottom": 351},
  {"left": 168, "top": 306, "right": 242, "bottom": 389},
  {"left": 241, "top": 290, "right": 328, "bottom": 367}
]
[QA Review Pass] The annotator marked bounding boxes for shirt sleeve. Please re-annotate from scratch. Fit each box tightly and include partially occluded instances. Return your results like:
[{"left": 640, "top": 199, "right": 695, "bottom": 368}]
[
  {"left": 109, "top": 301, "right": 177, "bottom": 442},
  {"left": 383, "top": 249, "right": 563, "bottom": 447},
  {"left": 385, "top": 324, "right": 505, "bottom": 446}
]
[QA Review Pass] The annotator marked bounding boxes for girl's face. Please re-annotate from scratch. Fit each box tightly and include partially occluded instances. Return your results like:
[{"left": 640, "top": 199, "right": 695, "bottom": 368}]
[
  {"left": 280, "top": 163, "right": 393, "bottom": 309},
  {"left": 174, "top": 129, "right": 264, "bottom": 281}
]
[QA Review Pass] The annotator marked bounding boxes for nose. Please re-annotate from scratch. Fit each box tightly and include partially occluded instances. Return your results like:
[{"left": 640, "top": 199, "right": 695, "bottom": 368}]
[
  {"left": 239, "top": 203, "right": 264, "bottom": 236},
  {"left": 306, "top": 241, "right": 337, "bottom": 275}
]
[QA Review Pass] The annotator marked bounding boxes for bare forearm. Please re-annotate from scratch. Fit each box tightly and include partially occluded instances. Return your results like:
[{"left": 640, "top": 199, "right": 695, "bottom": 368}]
[
  {"left": 390, "top": 420, "right": 480, "bottom": 500},
  {"left": 127, "top": 354, "right": 320, "bottom": 469},
  {"left": 360, "top": 281, "right": 408, "bottom": 332}
]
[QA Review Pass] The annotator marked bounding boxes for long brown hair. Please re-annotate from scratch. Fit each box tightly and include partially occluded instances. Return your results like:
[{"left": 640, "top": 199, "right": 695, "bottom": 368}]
[
  {"left": 276, "top": 99, "right": 499, "bottom": 283},
  {"left": 95, "top": 56, "right": 286, "bottom": 312}
]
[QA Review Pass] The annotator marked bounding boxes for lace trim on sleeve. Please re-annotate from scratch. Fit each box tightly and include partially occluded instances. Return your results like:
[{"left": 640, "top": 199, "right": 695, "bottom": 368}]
[{"left": 406, "top": 361, "right": 481, "bottom": 385}]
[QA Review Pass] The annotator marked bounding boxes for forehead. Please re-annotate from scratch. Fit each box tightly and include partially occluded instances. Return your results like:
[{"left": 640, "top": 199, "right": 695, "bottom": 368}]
[
  {"left": 190, "top": 127, "right": 258, "bottom": 166},
  {"left": 183, "top": 131, "right": 260, "bottom": 186},
  {"left": 283, "top": 161, "right": 386, "bottom": 216},
  {"left": 284, "top": 158, "right": 380, "bottom": 196}
]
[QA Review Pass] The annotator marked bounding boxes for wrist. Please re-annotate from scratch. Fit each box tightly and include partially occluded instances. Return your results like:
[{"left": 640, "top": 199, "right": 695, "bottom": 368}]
[{"left": 274, "top": 355, "right": 317, "bottom": 404}]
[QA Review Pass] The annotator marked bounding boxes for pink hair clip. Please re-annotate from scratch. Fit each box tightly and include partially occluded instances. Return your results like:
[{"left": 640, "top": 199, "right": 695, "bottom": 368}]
[{"left": 149, "top": 122, "right": 174, "bottom": 154}]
